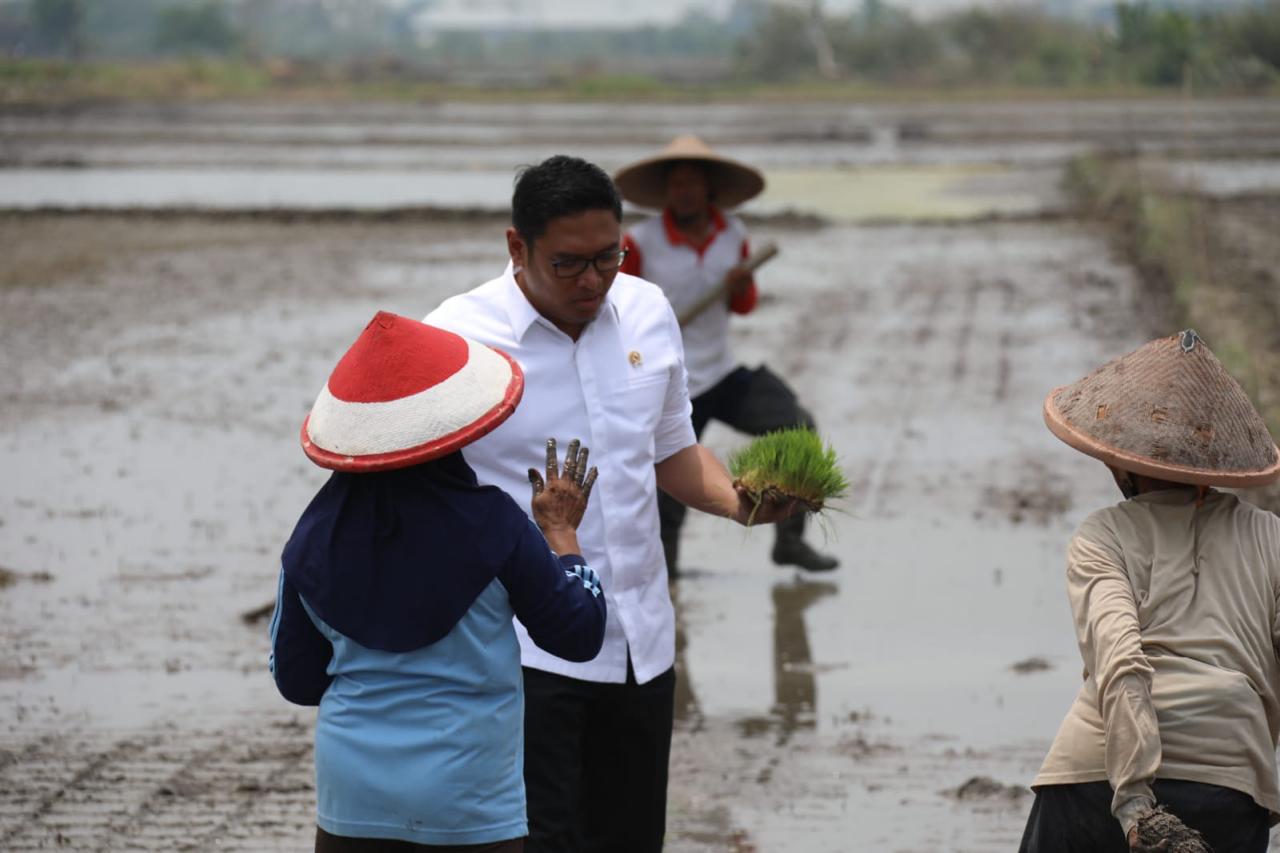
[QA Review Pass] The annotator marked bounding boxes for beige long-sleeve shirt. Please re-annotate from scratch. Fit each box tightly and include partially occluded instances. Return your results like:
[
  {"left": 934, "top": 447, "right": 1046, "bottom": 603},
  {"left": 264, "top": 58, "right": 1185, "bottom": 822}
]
[{"left": 1033, "top": 489, "right": 1280, "bottom": 832}]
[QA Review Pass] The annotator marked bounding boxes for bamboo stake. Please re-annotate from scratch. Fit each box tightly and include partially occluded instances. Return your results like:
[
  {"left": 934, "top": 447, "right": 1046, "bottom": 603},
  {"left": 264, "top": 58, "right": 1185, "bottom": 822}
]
[{"left": 677, "top": 242, "right": 779, "bottom": 327}]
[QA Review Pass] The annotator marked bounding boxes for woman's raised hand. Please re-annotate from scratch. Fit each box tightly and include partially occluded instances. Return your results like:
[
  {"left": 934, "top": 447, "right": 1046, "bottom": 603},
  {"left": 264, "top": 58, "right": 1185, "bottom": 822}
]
[{"left": 529, "top": 438, "right": 599, "bottom": 536}]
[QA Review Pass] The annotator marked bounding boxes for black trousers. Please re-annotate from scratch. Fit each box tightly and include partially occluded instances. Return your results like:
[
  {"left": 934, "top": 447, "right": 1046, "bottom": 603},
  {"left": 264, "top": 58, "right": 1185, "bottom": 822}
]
[
  {"left": 315, "top": 827, "right": 524, "bottom": 852},
  {"left": 658, "top": 365, "right": 815, "bottom": 569},
  {"left": 522, "top": 664, "right": 676, "bottom": 853},
  {"left": 1019, "top": 780, "right": 1271, "bottom": 853}
]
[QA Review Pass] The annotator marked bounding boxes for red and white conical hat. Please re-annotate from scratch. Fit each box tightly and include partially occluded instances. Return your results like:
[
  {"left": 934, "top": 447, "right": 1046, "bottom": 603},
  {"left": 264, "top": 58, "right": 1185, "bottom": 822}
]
[{"left": 302, "top": 311, "right": 523, "bottom": 472}]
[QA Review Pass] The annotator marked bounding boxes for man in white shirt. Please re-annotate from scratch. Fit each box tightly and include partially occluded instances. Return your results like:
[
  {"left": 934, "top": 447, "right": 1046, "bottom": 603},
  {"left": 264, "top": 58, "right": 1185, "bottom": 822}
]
[
  {"left": 425, "top": 155, "right": 799, "bottom": 853},
  {"left": 615, "top": 136, "right": 838, "bottom": 576}
]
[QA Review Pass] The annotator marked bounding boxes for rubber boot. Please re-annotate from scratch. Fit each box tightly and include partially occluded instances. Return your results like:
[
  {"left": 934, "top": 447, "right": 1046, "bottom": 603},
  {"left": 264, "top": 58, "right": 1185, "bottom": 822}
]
[{"left": 771, "top": 513, "right": 838, "bottom": 572}]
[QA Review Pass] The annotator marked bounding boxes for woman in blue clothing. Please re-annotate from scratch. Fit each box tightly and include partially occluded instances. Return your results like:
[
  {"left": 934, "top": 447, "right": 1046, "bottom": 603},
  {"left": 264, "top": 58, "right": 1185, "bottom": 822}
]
[{"left": 269, "top": 311, "right": 607, "bottom": 853}]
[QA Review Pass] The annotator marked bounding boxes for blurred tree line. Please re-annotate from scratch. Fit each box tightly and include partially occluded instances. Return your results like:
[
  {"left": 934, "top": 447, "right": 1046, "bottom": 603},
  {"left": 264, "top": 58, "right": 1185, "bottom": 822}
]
[
  {"left": 1, "top": 0, "right": 1278, "bottom": 91},
  {"left": 1, "top": 0, "right": 426, "bottom": 59},
  {"left": 737, "top": 0, "right": 1280, "bottom": 88}
]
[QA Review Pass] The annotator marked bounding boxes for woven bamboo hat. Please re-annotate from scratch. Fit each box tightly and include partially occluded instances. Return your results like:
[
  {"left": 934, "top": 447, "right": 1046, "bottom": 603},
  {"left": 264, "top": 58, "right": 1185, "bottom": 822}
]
[
  {"left": 613, "top": 135, "right": 765, "bottom": 211},
  {"left": 302, "top": 311, "right": 523, "bottom": 472},
  {"left": 1044, "top": 330, "right": 1280, "bottom": 487}
]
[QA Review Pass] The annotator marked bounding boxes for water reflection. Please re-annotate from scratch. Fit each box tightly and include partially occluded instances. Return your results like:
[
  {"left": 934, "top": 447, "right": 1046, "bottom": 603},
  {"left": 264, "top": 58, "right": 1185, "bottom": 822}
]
[
  {"left": 670, "top": 580, "right": 703, "bottom": 730},
  {"left": 674, "top": 577, "right": 837, "bottom": 745},
  {"left": 767, "top": 579, "right": 837, "bottom": 744}
]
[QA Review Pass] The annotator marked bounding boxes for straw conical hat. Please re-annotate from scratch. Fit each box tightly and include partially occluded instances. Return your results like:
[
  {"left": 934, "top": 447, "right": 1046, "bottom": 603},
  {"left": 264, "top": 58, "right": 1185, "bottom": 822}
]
[
  {"left": 1044, "top": 330, "right": 1280, "bottom": 487},
  {"left": 614, "top": 135, "right": 765, "bottom": 210},
  {"left": 302, "top": 311, "right": 523, "bottom": 472}
]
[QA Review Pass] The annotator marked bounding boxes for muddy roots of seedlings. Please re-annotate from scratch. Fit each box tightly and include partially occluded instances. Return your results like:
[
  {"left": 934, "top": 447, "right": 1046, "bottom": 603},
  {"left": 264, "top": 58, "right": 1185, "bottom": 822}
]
[
  {"left": 729, "top": 429, "right": 848, "bottom": 525},
  {"left": 1133, "top": 807, "right": 1213, "bottom": 853},
  {"left": 733, "top": 483, "right": 824, "bottom": 526}
]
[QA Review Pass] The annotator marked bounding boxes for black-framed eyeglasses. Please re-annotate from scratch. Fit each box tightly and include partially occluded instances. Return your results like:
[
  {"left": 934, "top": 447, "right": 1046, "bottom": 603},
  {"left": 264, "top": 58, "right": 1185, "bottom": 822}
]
[{"left": 548, "top": 248, "right": 629, "bottom": 279}]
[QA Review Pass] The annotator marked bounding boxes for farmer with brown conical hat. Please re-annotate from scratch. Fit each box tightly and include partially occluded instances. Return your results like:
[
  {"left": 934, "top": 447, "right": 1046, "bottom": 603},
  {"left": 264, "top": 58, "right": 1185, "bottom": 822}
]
[
  {"left": 1020, "top": 330, "right": 1280, "bottom": 853},
  {"left": 616, "top": 135, "right": 838, "bottom": 577}
]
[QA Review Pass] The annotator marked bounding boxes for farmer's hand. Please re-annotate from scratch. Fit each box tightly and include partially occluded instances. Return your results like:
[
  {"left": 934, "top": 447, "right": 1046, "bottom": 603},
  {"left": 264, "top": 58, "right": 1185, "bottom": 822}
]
[
  {"left": 1128, "top": 825, "right": 1167, "bottom": 852},
  {"left": 529, "top": 438, "right": 598, "bottom": 555},
  {"left": 1127, "top": 805, "right": 1208, "bottom": 853},
  {"left": 725, "top": 263, "right": 753, "bottom": 300},
  {"left": 1123, "top": 800, "right": 1157, "bottom": 851},
  {"left": 733, "top": 481, "right": 802, "bottom": 526}
]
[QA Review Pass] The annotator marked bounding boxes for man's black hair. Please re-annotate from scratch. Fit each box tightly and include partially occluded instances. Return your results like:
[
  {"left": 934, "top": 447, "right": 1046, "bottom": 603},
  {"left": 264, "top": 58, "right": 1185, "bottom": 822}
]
[{"left": 512, "top": 155, "right": 622, "bottom": 245}]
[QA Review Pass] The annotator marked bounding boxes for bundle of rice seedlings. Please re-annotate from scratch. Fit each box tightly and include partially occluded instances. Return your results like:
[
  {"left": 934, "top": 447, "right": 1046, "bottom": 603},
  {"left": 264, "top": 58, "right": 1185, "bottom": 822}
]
[{"left": 728, "top": 428, "right": 848, "bottom": 523}]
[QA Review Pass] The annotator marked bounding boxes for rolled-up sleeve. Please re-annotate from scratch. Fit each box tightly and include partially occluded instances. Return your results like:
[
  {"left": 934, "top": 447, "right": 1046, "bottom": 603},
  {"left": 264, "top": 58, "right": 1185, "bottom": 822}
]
[
  {"left": 653, "top": 305, "right": 696, "bottom": 463},
  {"left": 1066, "top": 530, "right": 1160, "bottom": 830}
]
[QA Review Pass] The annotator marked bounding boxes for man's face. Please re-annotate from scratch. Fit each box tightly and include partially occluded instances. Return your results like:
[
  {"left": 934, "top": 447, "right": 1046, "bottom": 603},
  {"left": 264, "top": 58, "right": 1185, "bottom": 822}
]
[
  {"left": 507, "top": 208, "right": 622, "bottom": 340},
  {"left": 664, "top": 163, "right": 710, "bottom": 223}
]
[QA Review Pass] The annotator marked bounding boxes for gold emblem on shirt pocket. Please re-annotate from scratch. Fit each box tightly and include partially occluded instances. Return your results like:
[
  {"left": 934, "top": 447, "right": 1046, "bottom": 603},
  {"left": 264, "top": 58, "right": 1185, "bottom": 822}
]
[{"left": 628, "top": 350, "right": 643, "bottom": 367}]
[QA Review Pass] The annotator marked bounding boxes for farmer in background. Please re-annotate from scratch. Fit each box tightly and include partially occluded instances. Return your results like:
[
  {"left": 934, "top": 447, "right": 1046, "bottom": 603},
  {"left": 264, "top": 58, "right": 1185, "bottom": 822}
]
[
  {"left": 425, "top": 155, "right": 802, "bottom": 853},
  {"left": 615, "top": 136, "right": 838, "bottom": 577},
  {"left": 1021, "top": 330, "right": 1280, "bottom": 853},
  {"left": 270, "top": 311, "right": 606, "bottom": 852}
]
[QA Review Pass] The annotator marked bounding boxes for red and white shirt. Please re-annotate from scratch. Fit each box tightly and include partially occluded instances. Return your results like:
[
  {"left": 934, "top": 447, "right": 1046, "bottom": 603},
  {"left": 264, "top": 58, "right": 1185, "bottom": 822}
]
[{"left": 621, "top": 208, "right": 757, "bottom": 398}]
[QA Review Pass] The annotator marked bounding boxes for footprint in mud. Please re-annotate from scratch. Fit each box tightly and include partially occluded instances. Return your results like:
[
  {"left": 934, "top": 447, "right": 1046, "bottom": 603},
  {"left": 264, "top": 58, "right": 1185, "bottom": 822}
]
[
  {"left": 0, "top": 567, "right": 54, "bottom": 588},
  {"left": 1009, "top": 656, "right": 1054, "bottom": 675},
  {"left": 982, "top": 464, "right": 1073, "bottom": 525},
  {"left": 945, "top": 775, "right": 1029, "bottom": 804}
]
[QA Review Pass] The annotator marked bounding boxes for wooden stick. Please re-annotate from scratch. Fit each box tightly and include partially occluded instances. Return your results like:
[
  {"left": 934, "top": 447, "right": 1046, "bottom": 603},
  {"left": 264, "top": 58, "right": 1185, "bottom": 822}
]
[{"left": 677, "top": 242, "right": 779, "bottom": 327}]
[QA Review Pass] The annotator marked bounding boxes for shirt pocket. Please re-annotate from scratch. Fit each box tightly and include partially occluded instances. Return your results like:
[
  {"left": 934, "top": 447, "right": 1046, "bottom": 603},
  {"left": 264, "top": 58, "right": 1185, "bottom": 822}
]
[{"left": 601, "top": 371, "right": 669, "bottom": 453}]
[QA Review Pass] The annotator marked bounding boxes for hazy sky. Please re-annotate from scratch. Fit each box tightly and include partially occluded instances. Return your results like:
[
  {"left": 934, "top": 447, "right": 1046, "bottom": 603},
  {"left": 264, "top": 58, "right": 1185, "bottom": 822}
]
[{"left": 416, "top": 0, "right": 1109, "bottom": 29}]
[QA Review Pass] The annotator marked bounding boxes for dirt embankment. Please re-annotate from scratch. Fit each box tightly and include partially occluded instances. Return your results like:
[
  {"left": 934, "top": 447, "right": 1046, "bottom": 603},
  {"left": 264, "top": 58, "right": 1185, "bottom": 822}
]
[{"left": 1067, "top": 155, "right": 1280, "bottom": 511}]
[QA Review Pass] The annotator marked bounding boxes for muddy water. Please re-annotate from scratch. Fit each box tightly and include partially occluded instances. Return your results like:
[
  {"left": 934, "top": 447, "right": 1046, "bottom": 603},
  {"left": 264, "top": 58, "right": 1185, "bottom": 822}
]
[
  {"left": 0, "top": 209, "right": 1232, "bottom": 850},
  {"left": 666, "top": 222, "right": 1151, "bottom": 850},
  {"left": 4, "top": 98, "right": 1280, "bottom": 220},
  {"left": 1155, "top": 158, "right": 1280, "bottom": 197},
  {"left": 0, "top": 163, "right": 1067, "bottom": 222},
  {"left": 1, "top": 95, "right": 1278, "bottom": 851}
]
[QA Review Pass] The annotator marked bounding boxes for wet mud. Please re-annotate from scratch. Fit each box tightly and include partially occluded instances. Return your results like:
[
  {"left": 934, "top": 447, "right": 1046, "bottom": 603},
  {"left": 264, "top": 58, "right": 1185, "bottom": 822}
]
[
  {"left": 2, "top": 99, "right": 1279, "bottom": 851},
  {"left": 0, "top": 211, "right": 1143, "bottom": 850}
]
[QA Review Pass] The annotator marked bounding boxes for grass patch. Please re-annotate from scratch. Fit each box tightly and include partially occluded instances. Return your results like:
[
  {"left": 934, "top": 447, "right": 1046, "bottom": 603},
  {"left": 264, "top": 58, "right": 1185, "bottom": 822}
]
[
  {"left": 1065, "top": 153, "right": 1274, "bottom": 423},
  {"left": 0, "top": 58, "right": 1256, "bottom": 106},
  {"left": 729, "top": 428, "right": 848, "bottom": 520}
]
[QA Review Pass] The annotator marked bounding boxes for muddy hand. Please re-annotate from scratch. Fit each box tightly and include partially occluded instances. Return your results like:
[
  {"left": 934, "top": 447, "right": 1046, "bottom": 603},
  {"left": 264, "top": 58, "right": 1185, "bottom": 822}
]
[
  {"left": 1129, "top": 807, "right": 1209, "bottom": 853},
  {"left": 529, "top": 437, "right": 599, "bottom": 534},
  {"left": 1128, "top": 827, "right": 1168, "bottom": 852}
]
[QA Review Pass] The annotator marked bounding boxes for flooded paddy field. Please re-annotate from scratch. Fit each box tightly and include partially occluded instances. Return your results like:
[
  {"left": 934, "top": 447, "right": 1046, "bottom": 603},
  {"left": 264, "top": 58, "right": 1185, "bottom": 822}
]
[
  {"left": 4, "top": 98, "right": 1280, "bottom": 219},
  {"left": 0, "top": 212, "right": 1205, "bottom": 851},
  {"left": 1, "top": 98, "right": 1279, "bottom": 851}
]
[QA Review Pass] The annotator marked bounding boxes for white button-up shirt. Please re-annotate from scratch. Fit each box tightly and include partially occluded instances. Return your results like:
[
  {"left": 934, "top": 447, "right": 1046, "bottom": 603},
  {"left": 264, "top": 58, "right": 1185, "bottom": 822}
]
[{"left": 424, "top": 264, "right": 697, "bottom": 685}]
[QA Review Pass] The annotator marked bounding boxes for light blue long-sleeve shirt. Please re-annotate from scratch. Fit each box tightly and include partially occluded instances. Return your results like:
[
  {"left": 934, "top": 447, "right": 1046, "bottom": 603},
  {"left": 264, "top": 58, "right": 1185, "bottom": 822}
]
[{"left": 270, "top": 515, "right": 605, "bottom": 845}]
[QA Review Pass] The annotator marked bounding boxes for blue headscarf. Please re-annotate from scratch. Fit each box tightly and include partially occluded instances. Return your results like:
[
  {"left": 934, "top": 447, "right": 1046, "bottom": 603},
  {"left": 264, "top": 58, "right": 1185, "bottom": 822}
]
[{"left": 280, "top": 452, "right": 528, "bottom": 652}]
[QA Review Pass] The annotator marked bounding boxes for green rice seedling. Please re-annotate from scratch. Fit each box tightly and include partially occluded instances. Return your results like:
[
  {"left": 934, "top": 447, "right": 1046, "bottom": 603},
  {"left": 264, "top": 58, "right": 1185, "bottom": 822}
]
[{"left": 728, "top": 428, "right": 848, "bottom": 523}]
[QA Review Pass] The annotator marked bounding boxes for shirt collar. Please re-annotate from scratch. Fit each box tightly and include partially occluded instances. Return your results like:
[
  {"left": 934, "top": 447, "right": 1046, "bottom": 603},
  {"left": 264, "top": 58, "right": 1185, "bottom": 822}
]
[
  {"left": 1132, "top": 487, "right": 1217, "bottom": 506},
  {"left": 499, "top": 262, "right": 545, "bottom": 342},
  {"left": 662, "top": 206, "right": 727, "bottom": 254},
  {"left": 498, "top": 261, "right": 619, "bottom": 342}
]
